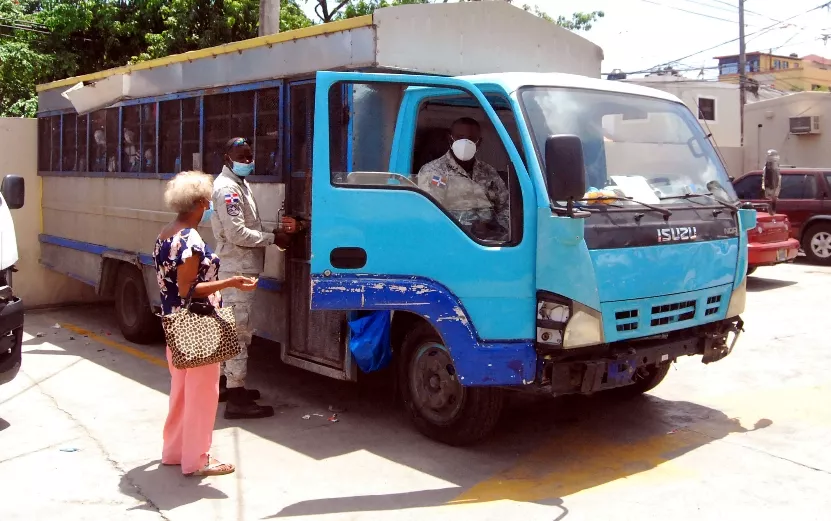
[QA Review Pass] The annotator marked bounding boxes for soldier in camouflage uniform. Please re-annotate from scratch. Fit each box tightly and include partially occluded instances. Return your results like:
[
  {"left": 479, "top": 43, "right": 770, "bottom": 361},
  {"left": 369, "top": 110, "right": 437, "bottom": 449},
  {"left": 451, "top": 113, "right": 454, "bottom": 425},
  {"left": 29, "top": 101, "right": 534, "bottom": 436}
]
[
  {"left": 211, "top": 137, "right": 302, "bottom": 420},
  {"left": 417, "top": 118, "right": 509, "bottom": 242}
]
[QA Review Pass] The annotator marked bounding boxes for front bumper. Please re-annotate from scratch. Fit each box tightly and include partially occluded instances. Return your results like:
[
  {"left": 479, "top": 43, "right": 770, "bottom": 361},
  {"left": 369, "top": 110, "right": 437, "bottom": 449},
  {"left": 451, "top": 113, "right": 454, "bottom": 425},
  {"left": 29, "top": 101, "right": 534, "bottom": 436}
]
[
  {"left": 0, "top": 290, "right": 24, "bottom": 386},
  {"left": 748, "top": 238, "right": 800, "bottom": 267},
  {"left": 541, "top": 317, "right": 742, "bottom": 396}
]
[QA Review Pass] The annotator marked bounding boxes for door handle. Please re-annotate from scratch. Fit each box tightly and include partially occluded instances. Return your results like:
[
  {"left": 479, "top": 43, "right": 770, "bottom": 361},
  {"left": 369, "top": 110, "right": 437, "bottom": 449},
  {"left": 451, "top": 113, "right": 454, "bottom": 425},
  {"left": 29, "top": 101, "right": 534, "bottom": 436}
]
[{"left": 330, "top": 247, "right": 367, "bottom": 269}]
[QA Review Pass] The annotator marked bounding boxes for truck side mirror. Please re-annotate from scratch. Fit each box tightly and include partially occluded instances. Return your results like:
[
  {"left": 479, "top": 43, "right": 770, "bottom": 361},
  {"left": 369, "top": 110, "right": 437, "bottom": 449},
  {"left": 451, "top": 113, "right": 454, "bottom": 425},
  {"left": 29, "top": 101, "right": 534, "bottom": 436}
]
[
  {"left": 1, "top": 175, "right": 24, "bottom": 210},
  {"left": 544, "top": 135, "right": 587, "bottom": 217}
]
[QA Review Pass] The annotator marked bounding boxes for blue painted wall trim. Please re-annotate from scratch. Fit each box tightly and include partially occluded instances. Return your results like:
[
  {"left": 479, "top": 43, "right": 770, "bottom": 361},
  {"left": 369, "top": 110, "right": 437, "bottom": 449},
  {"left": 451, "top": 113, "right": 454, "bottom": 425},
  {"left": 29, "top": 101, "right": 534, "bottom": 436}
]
[
  {"left": 39, "top": 234, "right": 283, "bottom": 292},
  {"left": 311, "top": 274, "right": 536, "bottom": 387}
]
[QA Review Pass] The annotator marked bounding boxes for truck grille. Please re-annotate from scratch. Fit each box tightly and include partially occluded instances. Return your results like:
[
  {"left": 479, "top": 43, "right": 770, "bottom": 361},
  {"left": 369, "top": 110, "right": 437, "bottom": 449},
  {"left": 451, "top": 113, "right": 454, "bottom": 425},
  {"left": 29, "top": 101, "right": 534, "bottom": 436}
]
[{"left": 650, "top": 300, "right": 696, "bottom": 327}]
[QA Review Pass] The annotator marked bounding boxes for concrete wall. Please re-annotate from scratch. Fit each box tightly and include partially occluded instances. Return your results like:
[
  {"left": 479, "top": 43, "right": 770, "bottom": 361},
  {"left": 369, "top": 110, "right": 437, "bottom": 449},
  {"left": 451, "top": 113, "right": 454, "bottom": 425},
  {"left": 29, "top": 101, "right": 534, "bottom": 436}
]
[
  {"left": 625, "top": 78, "right": 741, "bottom": 148},
  {"left": 0, "top": 118, "right": 98, "bottom": 307},
  {"left": 744, "top": 92, "right": 831, "bottom": 173},
  {"left": 718, "top": 146, "right": 744, "bottom": 179}
]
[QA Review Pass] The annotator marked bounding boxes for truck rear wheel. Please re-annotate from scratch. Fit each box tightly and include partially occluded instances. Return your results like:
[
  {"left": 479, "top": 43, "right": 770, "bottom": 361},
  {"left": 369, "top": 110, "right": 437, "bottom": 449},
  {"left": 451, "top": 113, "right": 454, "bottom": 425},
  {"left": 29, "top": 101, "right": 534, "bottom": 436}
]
[
  {"left": 802, "top": 223, "right": 831, "bottom": 265},
  {"left": 115, "top": 265, "right": 161, "bottom": 344},
  {"left": 399, "top": 322, "right": 504, "bottom": 446}
]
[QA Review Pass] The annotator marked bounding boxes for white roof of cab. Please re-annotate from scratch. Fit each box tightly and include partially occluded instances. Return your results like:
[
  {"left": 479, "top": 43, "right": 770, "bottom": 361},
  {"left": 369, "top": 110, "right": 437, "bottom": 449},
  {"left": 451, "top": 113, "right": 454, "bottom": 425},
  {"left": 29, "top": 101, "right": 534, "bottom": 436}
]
[{"left": 464, "top": 72, "right": 684, "bottom": 104}]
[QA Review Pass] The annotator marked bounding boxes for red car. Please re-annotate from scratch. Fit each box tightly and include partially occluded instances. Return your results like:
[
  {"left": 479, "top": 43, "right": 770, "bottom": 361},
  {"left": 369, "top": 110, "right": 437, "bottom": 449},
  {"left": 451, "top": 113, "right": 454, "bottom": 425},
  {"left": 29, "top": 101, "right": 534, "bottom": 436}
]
[
  {"left": 744, "top": 208, "right": 799, "bottom": 275},
  {"left": 734, "top": 168, "right": 831, "bottom": 265}
]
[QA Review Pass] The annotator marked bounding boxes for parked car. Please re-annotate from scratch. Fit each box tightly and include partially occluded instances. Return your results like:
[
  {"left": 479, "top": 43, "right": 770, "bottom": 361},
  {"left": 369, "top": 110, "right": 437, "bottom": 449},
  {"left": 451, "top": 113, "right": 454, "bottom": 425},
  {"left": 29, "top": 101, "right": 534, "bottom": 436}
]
[
  {"left": 733, "top": 168, "right": 831, "bottom": 265},
  {"left": 744, "top": 205, "right": 800, "bottom": 275}
]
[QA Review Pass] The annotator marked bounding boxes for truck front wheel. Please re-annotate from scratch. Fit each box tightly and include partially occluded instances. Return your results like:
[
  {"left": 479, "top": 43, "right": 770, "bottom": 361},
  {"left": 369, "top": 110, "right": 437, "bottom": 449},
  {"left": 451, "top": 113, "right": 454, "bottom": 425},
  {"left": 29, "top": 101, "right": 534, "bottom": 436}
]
[
  {"left": 610, "top": 362, "right": 672, "bottom": 398},
  {"left": 399, "top": 323, "right": 504, "bottom": 446},
  {"left": 114, "top": 265, "right": 161, "bottom": 344}
]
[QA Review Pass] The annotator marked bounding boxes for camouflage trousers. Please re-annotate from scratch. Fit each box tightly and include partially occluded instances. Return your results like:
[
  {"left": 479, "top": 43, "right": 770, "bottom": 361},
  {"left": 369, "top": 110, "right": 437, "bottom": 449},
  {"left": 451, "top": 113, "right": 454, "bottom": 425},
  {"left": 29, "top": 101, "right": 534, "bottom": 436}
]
[{"left": 219, "top": 271, "right": 256, "bottom": 389}]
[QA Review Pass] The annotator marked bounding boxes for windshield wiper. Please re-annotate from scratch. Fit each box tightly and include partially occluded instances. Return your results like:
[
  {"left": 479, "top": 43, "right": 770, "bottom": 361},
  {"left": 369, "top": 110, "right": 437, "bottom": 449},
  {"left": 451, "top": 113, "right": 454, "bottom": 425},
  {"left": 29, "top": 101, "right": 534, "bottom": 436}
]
[
  {"left": 659, "top": 192, "right": 738, "bottom": 212},
  {"left": 577, "top": 197, "right": 672, "bottom": 218}
]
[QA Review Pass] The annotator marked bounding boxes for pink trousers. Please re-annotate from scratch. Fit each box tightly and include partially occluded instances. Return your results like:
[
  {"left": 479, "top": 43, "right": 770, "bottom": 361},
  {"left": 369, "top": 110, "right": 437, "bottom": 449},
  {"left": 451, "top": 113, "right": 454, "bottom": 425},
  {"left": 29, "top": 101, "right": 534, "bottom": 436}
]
[{"left": 161, "top": 347, "right": 221, "bottom": 475}]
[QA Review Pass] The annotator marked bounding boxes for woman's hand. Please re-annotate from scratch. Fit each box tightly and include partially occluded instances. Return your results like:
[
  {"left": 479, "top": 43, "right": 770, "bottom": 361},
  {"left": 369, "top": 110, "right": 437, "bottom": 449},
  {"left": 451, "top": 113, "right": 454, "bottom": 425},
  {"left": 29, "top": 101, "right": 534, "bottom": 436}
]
[{"left": 228, "top": 275, "right": 258, "bottom": 292}]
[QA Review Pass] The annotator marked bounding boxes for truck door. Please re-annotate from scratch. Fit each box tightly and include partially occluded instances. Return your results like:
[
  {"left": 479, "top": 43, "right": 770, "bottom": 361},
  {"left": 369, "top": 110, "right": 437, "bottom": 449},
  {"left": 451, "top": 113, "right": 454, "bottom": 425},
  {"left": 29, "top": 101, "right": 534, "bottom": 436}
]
[{"left": 306, "top": 72, "right": 537, "bottom": 372}]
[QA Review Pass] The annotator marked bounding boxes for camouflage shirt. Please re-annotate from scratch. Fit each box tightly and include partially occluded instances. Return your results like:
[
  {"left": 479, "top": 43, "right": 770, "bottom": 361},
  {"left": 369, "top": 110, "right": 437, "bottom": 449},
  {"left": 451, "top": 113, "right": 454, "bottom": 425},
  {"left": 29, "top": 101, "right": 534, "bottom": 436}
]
[{"left": 417, "top": 152, "right": 509, "bottom": 239}]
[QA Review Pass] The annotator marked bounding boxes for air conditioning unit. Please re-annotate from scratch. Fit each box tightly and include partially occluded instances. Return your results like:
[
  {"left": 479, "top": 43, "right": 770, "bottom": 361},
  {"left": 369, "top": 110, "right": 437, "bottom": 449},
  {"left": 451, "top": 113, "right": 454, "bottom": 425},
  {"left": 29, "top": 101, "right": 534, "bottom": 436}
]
[{"left": 789, "top": 115, "right": 821, "bottom": 135}]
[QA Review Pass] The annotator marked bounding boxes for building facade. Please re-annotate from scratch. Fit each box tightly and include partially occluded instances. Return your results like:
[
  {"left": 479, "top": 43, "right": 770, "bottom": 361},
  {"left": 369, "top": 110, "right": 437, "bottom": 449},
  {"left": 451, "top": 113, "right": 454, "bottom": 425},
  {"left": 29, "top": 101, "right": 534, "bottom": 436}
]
[{"left": 716, "top": 52, "right": 831, "bottom": 92}]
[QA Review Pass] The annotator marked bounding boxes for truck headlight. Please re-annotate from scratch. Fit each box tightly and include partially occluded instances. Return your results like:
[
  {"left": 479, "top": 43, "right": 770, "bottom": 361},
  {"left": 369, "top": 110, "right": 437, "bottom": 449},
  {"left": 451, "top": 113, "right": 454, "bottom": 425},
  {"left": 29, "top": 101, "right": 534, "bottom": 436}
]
[
  {"left": 536, "top": 292, "right": 604, "bottom": 349},
  {"left": 726, "top": 277, "right": 747, "bottom": 318}
]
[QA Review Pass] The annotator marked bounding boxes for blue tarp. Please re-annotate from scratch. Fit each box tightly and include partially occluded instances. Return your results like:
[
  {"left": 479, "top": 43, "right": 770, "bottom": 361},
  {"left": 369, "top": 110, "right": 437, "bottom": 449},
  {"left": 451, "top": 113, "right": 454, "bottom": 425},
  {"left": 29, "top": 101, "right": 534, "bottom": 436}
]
[{"left": 347, "top": 311, "right": 392, "bottom": 373}]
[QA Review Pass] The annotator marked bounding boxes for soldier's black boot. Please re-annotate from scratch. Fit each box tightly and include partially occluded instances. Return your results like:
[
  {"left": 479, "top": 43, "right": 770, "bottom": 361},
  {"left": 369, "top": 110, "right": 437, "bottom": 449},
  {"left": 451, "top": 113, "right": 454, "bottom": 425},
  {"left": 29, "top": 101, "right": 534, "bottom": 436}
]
[
  {"left": 219, "top": 375, "right": 260, "bottom": 403},
  {"left": 224, "top": 387, "right": 274, "bottom": 420}
]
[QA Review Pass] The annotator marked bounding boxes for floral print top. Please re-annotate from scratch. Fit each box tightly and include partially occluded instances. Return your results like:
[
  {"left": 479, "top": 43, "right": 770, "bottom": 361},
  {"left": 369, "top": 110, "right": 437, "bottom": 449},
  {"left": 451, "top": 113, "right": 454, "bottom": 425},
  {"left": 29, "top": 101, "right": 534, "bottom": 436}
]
[{"left": 153, "top": 228, "right": 222, "bottom": 315}]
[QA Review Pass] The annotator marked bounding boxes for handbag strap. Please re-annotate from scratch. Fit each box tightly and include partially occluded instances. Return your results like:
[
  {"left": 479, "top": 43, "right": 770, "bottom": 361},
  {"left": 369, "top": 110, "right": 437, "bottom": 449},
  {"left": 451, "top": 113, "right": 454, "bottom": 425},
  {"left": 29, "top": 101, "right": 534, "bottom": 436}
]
[{"left": 182, "top": 277, "right": 200, "bottom": 309}]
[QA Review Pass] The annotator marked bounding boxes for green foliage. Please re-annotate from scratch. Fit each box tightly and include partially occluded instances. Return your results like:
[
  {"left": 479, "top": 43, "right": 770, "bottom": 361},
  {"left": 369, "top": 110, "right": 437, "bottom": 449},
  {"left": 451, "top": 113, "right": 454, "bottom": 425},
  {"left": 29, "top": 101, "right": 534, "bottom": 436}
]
[{"left": 0, "top": 0, "right": 603, "bottom": 117}]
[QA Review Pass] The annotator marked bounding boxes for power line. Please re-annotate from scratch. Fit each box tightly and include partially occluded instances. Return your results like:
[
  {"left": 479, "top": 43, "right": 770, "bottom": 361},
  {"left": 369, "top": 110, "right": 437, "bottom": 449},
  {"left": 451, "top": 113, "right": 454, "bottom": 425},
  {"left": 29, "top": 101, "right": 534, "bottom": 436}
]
[
  {"left": 638, "top": 0, "right": 743, "bottom": 24},
  {"left": 633, "top": 2, "right": 831, "bottom": 75}
]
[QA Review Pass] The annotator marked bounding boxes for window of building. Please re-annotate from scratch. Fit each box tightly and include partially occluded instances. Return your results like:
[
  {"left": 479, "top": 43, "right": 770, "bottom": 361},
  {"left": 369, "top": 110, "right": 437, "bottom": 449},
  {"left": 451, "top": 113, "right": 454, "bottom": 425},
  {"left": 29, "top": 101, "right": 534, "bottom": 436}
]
[
  {"left": 698, "top": 97, "right": 716, "bottom": 122},
  {"left": 720, "top": 63, "right": 739, "bottom": 75},
  {"left": 783, "top": 61, "right": 790, "bottom": 69},
  {"left": 773, "top": 59, "right": 780, "bottom": 69}
]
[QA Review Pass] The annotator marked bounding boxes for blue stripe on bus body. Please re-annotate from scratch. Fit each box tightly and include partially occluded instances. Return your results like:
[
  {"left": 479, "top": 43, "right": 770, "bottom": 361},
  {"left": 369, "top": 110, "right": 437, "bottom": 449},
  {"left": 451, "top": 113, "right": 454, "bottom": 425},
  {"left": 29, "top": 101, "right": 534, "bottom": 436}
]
[
  {"left": 37, "top": 171, "right": 284, "bottom": 183},
  {"left": 38, "top": 234, "right": 283, "bottom": 292},
  {"left": 311, "top": 274, "right": 536, "bottom": 387}
]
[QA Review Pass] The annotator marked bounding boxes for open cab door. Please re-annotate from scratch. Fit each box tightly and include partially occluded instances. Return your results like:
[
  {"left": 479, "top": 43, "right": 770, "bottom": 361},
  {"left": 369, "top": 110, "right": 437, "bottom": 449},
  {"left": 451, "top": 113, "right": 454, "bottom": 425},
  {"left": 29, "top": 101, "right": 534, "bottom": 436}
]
[{"left": 299, "top": 71, "right": 536, "bottom": 385}]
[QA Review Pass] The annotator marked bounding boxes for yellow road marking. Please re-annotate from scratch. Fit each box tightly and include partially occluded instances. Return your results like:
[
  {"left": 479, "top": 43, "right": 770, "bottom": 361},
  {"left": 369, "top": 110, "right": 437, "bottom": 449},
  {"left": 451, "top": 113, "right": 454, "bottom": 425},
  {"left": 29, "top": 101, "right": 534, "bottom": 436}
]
[{"left": 60, "top": 323, "right": 167, "bottom": 369}]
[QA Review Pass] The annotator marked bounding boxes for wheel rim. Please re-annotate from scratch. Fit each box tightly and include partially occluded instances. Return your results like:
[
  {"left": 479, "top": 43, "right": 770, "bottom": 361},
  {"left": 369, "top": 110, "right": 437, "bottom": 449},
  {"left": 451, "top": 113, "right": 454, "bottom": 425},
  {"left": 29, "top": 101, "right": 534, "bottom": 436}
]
[
  {"left": 120, "top": 279, "right": 140, "bottom": 328},
  {"left": 409, "top": 342, "right": 464, "bottom": 425},
  {"left": 810, "top": 231, "right": 831, "bottom": 259}
]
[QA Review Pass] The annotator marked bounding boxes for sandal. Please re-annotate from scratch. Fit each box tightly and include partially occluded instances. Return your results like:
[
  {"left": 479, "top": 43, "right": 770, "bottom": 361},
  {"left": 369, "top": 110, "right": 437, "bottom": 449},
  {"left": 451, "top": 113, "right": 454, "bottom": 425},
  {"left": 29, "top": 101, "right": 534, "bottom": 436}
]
[{"left": 186, "top": 456, "right": 235, "bottom": 477}]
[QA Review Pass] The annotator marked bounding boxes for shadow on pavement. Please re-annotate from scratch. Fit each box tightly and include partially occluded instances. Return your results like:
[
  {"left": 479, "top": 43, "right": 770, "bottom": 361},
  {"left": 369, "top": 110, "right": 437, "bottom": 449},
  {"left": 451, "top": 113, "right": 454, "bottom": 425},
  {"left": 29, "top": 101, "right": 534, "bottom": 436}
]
[
  {"left": 119, "top": 460, "right": 228, "bottom": 513},
  {"left": 23, "top": 306, "right": 773, "bottom": 517},
  {"left": 0, "top": 418, "right": 9, "bottom": 432},
  {"left": 747, "top": 276, "right": 797, "bottom": 292}
]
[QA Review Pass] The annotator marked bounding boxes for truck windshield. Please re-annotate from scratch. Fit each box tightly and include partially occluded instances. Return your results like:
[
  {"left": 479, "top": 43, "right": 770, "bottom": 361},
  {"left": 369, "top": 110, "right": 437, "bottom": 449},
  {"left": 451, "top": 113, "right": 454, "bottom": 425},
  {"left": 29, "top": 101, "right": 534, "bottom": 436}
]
[{"left": 519, "top": 87, "right": 738, "bottom": 206}]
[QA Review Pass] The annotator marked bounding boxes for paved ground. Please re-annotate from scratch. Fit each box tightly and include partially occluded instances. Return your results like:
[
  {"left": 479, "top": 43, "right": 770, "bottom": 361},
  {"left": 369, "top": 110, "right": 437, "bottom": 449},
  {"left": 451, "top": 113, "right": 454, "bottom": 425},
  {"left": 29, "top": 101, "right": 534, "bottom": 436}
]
[{"left": 1, "top": 261, "right": 830, "bottom": 521}]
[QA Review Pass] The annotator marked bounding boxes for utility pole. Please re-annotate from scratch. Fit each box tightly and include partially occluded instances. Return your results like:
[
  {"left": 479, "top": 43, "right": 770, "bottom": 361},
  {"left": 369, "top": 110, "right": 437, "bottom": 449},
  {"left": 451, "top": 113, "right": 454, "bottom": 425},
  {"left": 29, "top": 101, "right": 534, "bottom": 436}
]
[
  {"left": 739, "top": 0, "right": 746, "bottom": 147},
  {"left": 259, "top": 0, "right": 281, "bottom": 36}
]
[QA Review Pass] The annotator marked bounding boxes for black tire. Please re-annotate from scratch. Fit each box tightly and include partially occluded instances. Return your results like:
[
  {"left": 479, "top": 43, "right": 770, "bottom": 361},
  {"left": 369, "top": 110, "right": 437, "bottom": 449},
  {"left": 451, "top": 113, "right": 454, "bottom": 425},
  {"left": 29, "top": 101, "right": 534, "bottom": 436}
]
[
  {"left": 802, "top": 223, "right": 831, "bottom": 265},
  {"left": 114, "top": 265, "right": 161, "bottom": 344},
  {"left": 747, "top": 266, "right": 757, "bottom": 276},
  {"left": 604, "top": 362, "right": 672, "bottom": 400},
  {"left": 398, "top": 322, "right": 504, "bottom": 446}
]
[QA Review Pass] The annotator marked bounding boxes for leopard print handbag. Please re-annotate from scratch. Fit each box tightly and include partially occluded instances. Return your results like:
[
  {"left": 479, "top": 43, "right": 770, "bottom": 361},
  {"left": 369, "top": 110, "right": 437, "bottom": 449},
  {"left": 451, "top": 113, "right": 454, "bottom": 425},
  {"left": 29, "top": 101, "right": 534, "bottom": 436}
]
[{"left": 161, "top": 284, "right": 241, "bottom": 370}]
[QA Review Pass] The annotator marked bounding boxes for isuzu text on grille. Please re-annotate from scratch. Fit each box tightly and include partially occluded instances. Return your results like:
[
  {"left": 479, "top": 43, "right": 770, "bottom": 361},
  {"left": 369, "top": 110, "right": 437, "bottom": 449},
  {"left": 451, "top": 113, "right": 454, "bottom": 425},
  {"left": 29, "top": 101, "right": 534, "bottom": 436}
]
[{"left": 657, "top": 226, "right": 698, "bottom": 243}]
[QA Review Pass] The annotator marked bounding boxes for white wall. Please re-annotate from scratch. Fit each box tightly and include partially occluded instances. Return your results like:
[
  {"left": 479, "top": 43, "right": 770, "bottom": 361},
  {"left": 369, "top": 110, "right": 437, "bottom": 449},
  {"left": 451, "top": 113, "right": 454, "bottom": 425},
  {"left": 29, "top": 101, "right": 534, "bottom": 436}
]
[
  {"left": 744, "top": 92, "right": 831, "bottom": 174},
  {"left": 0, "top": 118, "right": 99, "bottom": 307},
  {"left": 625, "top": 78, "right": 741, "bottom": 148}
]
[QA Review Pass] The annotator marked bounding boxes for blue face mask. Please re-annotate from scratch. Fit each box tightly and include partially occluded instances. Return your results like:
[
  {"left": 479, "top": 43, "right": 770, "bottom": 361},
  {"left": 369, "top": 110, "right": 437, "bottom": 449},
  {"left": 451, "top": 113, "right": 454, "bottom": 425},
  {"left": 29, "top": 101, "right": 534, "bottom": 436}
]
[
  {"left": 232, "top": 161, "right": 254, "bottom": 177},
  {"left": 200, "top": 201, "right": 214, "bottom": 225}
]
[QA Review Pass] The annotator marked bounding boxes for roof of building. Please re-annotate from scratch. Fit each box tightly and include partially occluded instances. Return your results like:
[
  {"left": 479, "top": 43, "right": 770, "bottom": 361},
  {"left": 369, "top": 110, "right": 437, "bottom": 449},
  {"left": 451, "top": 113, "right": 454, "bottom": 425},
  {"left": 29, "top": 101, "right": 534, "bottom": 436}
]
[
  {"left": 801, "top": 54, "right": 831, "bottom": 66},
  {"left": 713, "top": 51, "right": 801, "bottom": 61},
  {"left": 743, "top": 90, "right": 831, "bottom": 111}
]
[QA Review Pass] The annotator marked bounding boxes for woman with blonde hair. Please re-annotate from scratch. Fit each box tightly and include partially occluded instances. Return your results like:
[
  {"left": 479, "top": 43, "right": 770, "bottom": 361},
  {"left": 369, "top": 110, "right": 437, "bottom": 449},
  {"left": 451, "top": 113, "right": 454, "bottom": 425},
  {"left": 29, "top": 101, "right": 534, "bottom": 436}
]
[{"left": 153, "top": 171, "right": 257, "bottom": 476}]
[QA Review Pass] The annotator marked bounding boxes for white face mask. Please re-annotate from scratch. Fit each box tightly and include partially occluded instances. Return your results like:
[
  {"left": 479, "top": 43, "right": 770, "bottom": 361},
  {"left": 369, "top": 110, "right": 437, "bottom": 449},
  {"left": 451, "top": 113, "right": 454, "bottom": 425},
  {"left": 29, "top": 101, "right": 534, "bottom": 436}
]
[{"left": 451, "top": 138, "right": 477, "bottom": 162}]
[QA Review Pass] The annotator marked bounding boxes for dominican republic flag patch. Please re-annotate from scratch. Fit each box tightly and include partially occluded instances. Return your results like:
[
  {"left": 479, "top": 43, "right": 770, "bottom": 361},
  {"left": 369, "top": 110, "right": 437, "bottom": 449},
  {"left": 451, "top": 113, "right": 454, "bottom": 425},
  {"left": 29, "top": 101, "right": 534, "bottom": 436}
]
[
  {"left": 430, "top": 175, "right": 447, "bottom": 188},
  {"left": 224, "top": 193, "right": 240, "bottom": 204}
]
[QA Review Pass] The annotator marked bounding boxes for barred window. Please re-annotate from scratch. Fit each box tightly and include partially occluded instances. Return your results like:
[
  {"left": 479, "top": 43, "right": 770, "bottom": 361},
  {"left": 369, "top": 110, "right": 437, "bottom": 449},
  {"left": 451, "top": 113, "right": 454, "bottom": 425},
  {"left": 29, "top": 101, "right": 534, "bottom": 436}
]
[
  {"left": 204, "top": 91, "right": 255, "bottom": 175},
  {"left": 140, "top": 103, "right": 156, "bottom": 173},
  {"left": 38, "top": 118, "right": 52, "bottom": 171},
  {"left": 122, "top": 105, "right": 141, "bottom": 173},
  {"left": 89, "top": 109, "right": 118, "bottom": 172},
  {"left": 255, "top": 88, "right": 281, "bottom": 177},
  {"left": 160, "top": 100, "right": 181, "bottom": 173}
]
